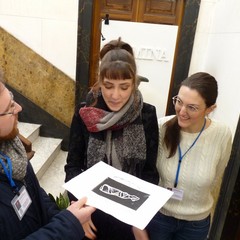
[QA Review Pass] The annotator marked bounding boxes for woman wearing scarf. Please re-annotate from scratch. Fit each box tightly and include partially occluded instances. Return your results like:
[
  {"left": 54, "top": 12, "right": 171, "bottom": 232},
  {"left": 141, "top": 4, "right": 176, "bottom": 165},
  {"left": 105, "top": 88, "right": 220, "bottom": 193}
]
[{"left": 64, "top": 39, "right": 159, "bottom": 240}]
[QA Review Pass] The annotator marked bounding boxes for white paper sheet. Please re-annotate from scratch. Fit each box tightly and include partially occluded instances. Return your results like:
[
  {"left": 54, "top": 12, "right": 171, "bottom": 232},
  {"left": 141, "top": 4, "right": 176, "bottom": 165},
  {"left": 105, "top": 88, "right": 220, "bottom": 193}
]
[{"left": 63, "top": 161, "right": 173, "bottom": 230}]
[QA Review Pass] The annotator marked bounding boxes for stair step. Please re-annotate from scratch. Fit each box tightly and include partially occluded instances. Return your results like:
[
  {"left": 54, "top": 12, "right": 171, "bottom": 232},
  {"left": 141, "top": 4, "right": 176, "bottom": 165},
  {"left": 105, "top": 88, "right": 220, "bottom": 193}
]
[
  {"left": 39, "top": 150, "right": 68, "bottom": 197},
  {"left": 18, "top": 121, "right": 41, "bottom": 143},
  {"left": 30, "top": 136, "right": 62, "bottom": 180},
  {"left": 17, "top": 121, "right": 67, "bottom": 197}
]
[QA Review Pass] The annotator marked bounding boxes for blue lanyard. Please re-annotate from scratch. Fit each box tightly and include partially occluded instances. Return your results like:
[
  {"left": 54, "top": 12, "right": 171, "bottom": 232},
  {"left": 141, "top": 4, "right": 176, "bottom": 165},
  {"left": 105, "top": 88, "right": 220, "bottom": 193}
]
[
  {"left": 0, "top": 151, "right": 19, "bottom": 194},
  {"left": 174, "top": 118, "right": 206, "bottom": 188}
]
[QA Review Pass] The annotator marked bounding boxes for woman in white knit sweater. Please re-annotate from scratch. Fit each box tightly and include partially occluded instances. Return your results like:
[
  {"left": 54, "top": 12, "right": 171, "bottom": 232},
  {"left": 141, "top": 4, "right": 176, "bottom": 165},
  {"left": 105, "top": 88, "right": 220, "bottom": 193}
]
[{"left": 147, "top": 72, "right": 232, "bottom": 240}]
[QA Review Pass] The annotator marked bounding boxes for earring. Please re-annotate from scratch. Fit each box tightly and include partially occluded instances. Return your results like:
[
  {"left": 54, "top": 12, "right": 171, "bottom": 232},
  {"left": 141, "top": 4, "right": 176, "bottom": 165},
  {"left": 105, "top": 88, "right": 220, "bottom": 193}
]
[{"left": 93, "top": 89, "right": 101, "bottom": 99}]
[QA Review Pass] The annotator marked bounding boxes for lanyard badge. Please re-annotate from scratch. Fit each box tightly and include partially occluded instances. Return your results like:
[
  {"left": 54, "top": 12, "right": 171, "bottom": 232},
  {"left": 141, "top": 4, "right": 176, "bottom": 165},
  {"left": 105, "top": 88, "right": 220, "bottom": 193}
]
[
  {"left": 0, "top": 151, "right": 32, "bottom": 220},
  {"left": 168, "top": 187, "right": 184, "bottom": 201},
  {"left": 169, "top": 118, "right": 206, "bottom": 201},
  {"left": 11, "top": 185, "right": 32, "bottom": 220}
]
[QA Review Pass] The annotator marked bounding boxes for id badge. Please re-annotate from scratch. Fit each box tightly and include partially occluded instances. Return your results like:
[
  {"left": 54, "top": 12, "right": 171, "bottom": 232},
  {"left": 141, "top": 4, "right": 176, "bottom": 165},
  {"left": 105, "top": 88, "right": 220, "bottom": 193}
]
[
  {"left": 168, "top": 187, "right": 184, "bottom": 201},
  {"left": 11, "top": 185, "right": 32, "bottom": 220}
]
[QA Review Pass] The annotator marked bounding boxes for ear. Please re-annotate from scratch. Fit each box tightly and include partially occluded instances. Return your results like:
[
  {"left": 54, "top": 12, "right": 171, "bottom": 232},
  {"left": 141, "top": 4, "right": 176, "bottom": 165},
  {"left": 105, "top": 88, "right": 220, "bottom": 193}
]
[{"left": 206, "top": 104, "right": 217, "bottom": 115}]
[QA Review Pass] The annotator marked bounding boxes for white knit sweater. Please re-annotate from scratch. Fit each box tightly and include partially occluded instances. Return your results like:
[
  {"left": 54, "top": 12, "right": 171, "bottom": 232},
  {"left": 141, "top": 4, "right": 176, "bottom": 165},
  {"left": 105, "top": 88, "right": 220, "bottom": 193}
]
[{"left": 157, "top": 116, "right": 232, "bottom": 221}]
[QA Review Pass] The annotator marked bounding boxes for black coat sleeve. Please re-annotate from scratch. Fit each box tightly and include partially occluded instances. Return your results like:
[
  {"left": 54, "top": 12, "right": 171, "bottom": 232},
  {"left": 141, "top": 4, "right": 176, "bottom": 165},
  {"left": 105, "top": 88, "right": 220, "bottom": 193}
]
[
  {"left": 0, "top": 162, "right": 85, "bottom": 240},
  {"left": 141, "top": 103, "right": 159, "bottom": 185},
  {"left": 24, "top": 210, "right": 85, "bottom": 240},
  {"left": 26, "top": 163, "right": 85, "bottom": 240},
  {"left": 64, "top": 104, "right": 89, "bottom": 201},
  {"left": 65, "top": 104, "right": 88, "bottom": 181},
  {"left": 25, "top": 162, "right": 60, "bottom": 220}
]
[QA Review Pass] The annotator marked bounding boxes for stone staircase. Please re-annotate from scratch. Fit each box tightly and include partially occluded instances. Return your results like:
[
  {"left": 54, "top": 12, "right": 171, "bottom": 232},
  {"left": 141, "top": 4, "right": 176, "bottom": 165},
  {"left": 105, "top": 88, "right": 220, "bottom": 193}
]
[{"left": 18, "top": 121, "right": 67, "bottom": 198}]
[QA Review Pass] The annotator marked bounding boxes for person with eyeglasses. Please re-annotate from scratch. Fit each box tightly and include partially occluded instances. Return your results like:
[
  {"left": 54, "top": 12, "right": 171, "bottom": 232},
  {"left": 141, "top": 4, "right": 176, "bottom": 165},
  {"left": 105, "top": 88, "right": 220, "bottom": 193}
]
[
  {"left": 146, "top": 72, "right": 232, "bottom": 240},
  {"left": 0, "top": 71, "right": 95, "bottom": 240}
]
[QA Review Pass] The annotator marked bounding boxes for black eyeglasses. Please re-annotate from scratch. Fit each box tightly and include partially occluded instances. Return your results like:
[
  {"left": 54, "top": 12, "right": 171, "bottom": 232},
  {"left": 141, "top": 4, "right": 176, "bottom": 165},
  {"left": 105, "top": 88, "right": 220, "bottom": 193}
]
[{"left": 0, "top": 92, "right": 16, "bottom": 117}]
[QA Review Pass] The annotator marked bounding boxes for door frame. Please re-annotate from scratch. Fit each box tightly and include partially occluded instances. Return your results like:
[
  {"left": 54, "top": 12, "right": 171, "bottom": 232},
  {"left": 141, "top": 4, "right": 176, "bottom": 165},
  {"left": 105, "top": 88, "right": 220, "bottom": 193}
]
[{"left": 75, "top": 0, "right": 201, "bottom": 108}]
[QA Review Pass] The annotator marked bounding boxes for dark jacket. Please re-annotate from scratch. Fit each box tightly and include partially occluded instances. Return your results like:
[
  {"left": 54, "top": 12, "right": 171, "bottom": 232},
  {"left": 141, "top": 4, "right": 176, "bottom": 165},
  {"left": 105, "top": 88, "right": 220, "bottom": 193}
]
[
  {"left": 0, "top": 162, "right": 84, "bottom": 240},
  {"left": 64, "top": 102, "right": 159, "bottom": 239},
  {"left": 65, "top": 102, "right": 159, "bottom": 195}
]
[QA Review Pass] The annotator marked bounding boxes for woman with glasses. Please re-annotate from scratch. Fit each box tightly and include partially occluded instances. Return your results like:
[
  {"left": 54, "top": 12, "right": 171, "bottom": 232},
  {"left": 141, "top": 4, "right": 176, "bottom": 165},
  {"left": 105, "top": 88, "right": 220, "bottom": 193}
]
[{"left": 147, "top": 72, "right": 232, "bottom": 240}]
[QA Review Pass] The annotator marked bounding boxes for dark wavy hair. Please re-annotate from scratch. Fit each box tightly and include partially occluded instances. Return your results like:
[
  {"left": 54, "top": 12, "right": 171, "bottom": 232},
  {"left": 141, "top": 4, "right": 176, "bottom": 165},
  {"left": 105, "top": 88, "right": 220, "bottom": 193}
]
[{"left": 164, "top": 72, "right": 218, "bottom": 157}]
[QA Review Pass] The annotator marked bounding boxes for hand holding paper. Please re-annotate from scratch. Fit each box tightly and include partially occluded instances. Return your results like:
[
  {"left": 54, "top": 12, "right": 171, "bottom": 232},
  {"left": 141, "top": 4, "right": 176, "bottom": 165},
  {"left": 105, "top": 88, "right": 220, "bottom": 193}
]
[{"left": 63, "top": 161, "right": 173, "bottom": 230}]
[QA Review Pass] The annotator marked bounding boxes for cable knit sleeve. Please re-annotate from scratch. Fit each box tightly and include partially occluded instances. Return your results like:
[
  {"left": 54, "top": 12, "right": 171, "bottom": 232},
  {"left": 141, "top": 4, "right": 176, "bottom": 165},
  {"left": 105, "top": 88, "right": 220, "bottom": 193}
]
[{"left": 212, "top": 123, "right": 232, "bottom": 191}]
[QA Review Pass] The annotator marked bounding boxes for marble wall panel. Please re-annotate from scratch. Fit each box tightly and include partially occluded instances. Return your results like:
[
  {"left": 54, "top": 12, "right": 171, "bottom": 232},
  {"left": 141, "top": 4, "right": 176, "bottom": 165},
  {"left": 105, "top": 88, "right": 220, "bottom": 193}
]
[{"left": 0, "top": 27, "right": 75, "bottom": 126}]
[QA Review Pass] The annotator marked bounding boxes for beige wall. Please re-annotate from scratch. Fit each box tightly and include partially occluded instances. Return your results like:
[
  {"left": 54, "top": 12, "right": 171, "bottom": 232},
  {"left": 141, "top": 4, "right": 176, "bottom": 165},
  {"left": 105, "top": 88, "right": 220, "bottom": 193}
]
[
  {"left": 0, "top": 27, "right": 75, "bottom": 126},
  {"left": 190, "top": 0, "right": 240, "bottom": 136},
  {"left": 189, "top": 0, "right": 240, "bottom": 219},
  {"left": 0, "top": 0, "right": 78, "bottom": 80}
]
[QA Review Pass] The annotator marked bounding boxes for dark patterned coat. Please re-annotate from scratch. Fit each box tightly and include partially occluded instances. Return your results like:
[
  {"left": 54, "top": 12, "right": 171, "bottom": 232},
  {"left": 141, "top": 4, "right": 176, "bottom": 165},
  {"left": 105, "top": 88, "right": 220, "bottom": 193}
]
[
  {"left": 64, "top": 101, "right": 159, "bottom": 240},
  {"left": 0, "top": 162, "right": 85, "bottom": 240},
  {"left": 65, "top": 102, "right": 159, "bottom": 188}
]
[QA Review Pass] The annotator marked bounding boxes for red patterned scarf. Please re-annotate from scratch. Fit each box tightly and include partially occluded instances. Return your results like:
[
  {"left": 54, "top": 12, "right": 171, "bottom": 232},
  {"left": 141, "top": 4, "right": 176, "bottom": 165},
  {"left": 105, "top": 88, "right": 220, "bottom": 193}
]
[{"left": 80, "top": 90, "right": 146, "bottom": 175}]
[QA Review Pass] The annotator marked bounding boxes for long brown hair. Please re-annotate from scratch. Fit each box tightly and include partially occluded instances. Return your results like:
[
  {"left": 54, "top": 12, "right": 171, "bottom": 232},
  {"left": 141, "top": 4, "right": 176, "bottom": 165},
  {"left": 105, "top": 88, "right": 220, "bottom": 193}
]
[{"left": 164, "top": 72, "right": 218, "bottom": 157}]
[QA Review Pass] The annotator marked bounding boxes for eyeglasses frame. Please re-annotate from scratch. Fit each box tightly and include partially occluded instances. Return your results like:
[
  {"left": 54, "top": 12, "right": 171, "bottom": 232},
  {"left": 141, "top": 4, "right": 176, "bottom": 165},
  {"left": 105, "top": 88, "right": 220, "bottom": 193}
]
[
  {"left": 0, "top": 91, "right": 16, "bottom": 117},
  {"left": 172, "top": 95, "right": 201, "bottom": 113}
]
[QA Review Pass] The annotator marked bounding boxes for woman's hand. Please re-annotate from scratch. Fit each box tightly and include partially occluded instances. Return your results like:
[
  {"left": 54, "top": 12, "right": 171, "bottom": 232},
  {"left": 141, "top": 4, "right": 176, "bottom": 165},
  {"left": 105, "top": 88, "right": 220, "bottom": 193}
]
[
  {"left": 132, "top": 227, "right": 149, "bottom": 240},
  {"left": 82, "top": 218, "right": 97, "bottom": 239}
]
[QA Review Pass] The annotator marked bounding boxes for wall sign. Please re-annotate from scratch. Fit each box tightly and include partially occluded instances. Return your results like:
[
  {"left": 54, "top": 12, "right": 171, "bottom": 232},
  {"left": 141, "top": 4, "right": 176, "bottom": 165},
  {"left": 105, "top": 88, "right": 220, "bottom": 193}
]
[{"left": 101, "top": 20, "right": 178, "bottom": 117}]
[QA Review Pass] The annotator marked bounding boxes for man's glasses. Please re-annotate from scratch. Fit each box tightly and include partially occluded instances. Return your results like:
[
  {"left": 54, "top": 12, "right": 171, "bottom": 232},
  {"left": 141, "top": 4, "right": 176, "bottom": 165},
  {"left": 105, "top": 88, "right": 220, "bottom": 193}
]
[
  {"left": 172, "top": 96, "right": 200, "bottom": 113},
  {"left": 0, "top": 91, "right": 16, "bottom": 117}
]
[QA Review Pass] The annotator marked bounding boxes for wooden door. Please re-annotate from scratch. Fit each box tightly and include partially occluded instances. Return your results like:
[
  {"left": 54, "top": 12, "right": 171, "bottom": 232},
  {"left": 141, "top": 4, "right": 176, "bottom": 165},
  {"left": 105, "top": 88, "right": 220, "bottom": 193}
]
[{"left": 89, "top": 0, "right": 185, "bottom": 86}]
